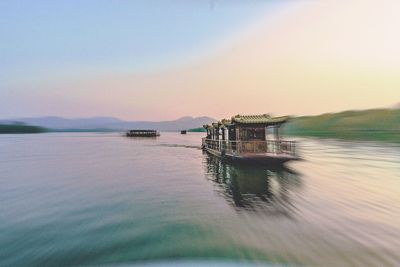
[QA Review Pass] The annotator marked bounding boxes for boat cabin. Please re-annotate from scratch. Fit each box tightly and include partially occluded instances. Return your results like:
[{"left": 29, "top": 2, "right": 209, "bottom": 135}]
[{"left": 205, "top": 115, "right": 285, "bottom": 142}]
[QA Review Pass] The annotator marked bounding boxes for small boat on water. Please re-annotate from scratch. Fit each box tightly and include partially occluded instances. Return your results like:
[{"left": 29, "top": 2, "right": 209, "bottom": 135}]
[
  {"left": 126, "top": 130, "right": 160, "bottom": 137},
  {"left": 181, "top": 130, "right": 187, "bottom": 134},
  {"left": 202, "top": 114, "right": 299, "bottom": 164}
]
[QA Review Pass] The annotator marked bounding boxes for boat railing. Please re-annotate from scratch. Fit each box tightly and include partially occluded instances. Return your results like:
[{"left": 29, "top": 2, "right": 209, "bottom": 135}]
[{"left": 202, "top": 138, "right": 296, "bottom": 156}]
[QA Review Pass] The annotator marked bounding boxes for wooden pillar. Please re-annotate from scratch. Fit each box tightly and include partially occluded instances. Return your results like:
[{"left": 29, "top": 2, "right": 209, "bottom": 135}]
[{"left": 274, "top": 126, "right": 280, "bottom": 141}]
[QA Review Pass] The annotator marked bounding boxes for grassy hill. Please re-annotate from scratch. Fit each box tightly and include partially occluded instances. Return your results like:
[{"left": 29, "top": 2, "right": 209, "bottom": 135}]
[
  {"left": 283, "top": 109, "right": 400, "bottom": 143},
  {"left": 0, "top": 124, "right": 48, "bottom": 134},
  {"left": 187, "top": 127, "right": 206, "bottom": 132}
]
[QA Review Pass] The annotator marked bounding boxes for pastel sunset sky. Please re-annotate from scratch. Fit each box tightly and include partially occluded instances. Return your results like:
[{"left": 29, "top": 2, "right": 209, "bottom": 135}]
[{"left": 1, "top": 0, "right": 399, "bottom": 120}]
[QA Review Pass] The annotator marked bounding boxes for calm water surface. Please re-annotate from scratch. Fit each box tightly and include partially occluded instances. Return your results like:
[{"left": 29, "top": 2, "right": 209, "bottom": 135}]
[{"left": 0, "top": 133, "right": 399, "bottom": 267}]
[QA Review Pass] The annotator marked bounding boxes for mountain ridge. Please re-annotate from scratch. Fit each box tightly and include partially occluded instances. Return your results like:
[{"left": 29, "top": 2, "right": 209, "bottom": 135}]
[{"left": 0, "top": 116, "right": 216, "bottom": 132}]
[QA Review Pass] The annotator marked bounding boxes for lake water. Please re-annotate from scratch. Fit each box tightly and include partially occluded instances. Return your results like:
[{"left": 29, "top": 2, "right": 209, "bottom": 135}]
[{"left": 0, "top": 133, "right": 399, "bottom": 267}]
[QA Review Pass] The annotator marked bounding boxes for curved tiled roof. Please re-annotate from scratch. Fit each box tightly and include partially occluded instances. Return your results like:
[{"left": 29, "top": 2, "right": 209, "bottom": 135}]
[
  {"left": 231, "top": 114, "right": 289, "bottom": 125},
  {"left": 205, "top": 114, "right": 288, "bottom": 129},
  {"left": 218, "top": 119, "right": 232, "bottom": 127}
]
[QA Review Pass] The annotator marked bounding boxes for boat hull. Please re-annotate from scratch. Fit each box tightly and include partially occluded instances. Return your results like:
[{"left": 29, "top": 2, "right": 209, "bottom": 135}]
[
  {"left": 203, "top": 147, "right": 300, "bottom": 165},
  {"left": 126, "top": 130, "right": 160, "bottom": 137}
]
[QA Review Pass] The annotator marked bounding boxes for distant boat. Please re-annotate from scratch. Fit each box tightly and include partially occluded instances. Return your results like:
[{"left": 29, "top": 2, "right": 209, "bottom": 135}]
[
  {"left": 180, "top": 130, "right": 187, "bottom": 134},
  {"left": 202, "top": 114, "right": 299, "bottom": 164},
  {"left": 126, "top": 130, "right": 160, "bottom": 137}
]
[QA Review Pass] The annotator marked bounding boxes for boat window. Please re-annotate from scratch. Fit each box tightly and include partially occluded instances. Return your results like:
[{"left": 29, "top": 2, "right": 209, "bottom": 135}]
[{"left": 240, "top": 127, "right": 265, "bottom": 141}]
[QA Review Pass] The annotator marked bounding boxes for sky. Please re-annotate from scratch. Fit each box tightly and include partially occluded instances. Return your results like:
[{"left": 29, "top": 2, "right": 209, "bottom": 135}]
[{"left": 1, "top": 0, "right": 399, "bottom": 120}]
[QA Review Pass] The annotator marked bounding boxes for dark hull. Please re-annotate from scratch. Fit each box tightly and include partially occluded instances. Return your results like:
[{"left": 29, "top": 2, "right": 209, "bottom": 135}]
[
  {"left": 126, "top": 132, "right": 160, "bottom": 137},
  {"left": 126, "top": 134, "right": 159, "bottom": 137},
  {"left": 204, "top": 147, "right": 300, "bottom": 165}
]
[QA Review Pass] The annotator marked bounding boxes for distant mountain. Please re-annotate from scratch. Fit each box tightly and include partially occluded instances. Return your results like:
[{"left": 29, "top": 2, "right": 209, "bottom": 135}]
[{"left": 2, "top": 116, "right": 216, "bottom": 132}]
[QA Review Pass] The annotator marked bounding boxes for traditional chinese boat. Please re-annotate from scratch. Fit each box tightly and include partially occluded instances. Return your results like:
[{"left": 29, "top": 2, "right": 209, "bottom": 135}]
[
  {"left": 126, "top": 130, "right": 160, "bottom": 137},
  {"left": 202, "top": 114, "right": 299, "bottom": 164}
]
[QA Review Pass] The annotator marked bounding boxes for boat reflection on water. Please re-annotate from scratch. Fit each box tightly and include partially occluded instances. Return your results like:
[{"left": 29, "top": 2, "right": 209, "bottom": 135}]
[{"left": 203, "top": 153, "right": 302, "bottom": 216}]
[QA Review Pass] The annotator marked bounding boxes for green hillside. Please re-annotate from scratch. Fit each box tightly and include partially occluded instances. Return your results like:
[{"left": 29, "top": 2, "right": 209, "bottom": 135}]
[
  {"left": 283, "top": 109, "right": 400, "bottom": 143},
  {"left": 0, "top": 124, "right": 48, "bottom": 134},
  {"left": 187, "top": 127, "right": 206, "bottom": 132}
]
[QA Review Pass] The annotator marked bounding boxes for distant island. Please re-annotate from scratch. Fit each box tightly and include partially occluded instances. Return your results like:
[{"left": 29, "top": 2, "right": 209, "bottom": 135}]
[
  {"left": 0, "top": 124, "right": 48, "bottom": 134},
  {"left": 187, "top": 127, "right": 206, "bottom": 132}
]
